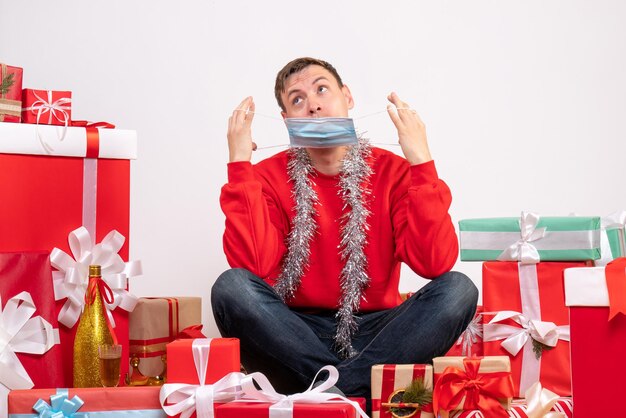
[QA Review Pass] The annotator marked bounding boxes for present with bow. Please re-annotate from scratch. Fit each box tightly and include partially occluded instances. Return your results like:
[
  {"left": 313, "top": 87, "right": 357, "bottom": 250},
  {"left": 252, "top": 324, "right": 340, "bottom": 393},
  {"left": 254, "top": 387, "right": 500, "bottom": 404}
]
[
  {"left": 8, "top": 386, "right": 167, "bottom": 417},
  {"left": 129, "top": 297, "right": 203, "bottom": 383},
  {"left": 565, "top": 258, "right": 626, "bottom": 417},
  {"left": 371, "top": 364, "right": 434, "bottom": 418},
  {"left": 0, "top": 120, "right": 137, "bottom": 386},
  {"left": 459, "top": 212, "right": 600, "bottom": 262},
  {"left": 446, "top": 306, "right": 483, "bottom": 357},
  {"left": 0, "top": 252, "right": 62, "bottom": 418},
  {"left": 0, "top": 63, "right": 23, "bottom": 123},
  {"left": 595, "top": 210, "right": 626, "bottom": 266},
  {"left": 21, "top": 89, "right": 72, "bottom": 127},
  {"left": 432, "top": 356, "right": 514, "bottom": 418},
  {"left": 482, "top": 261, "right": 586, "bottom": 396},
  {"left": 217, "top": 365, "right": 368, "bottom": 418}
]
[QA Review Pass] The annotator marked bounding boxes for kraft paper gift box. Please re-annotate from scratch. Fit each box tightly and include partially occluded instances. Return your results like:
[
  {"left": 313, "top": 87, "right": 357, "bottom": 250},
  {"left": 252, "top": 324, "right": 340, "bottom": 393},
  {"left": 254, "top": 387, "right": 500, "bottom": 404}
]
[
  {"left": 129, "top": 297, "right": 202, "bottom": 379},
  {"left": 8, "top": 387, "right": 166, "bottom": 417},
  {"left": 0, "top": 63, "right": 23, "bottom": 123},
  {"left": 481, "top": 261, "right": 586, "bottom": 397},
  {"left": 595, "top": 210, "right": 626, "bottom": 266},
  {"left": 0, "top": 252, "right": 63, "bottom": 418},
  {"left": 564, "top": 259, "right": 626, "bottom": 417},
  {"left": 445, "top": 306, "right": 483, "bottom": 357},
  {"left": 0, "top": 121, "right": 138, "bottom": 387},
  {"left": 21, "top": 89, "right": 72, "bottom": 126},
  {"left": 445, "top": 397, "right": 572, "bottom": 418},
  {"left": 432, "top": 356, "right": 514, "bottom": 417},
  {"left": 371, "top": 364, "right": 434, "bottom": 418},
  {"left": 458, "top": 212, "right": 600, "bottom": 262}
]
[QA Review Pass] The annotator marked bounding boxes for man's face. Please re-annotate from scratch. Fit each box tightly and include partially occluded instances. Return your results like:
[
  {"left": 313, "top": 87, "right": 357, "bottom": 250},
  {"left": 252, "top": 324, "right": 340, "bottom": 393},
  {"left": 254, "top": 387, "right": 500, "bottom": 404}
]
[{"left": 280, "top": 65, "right": 354, "bottom": 119}]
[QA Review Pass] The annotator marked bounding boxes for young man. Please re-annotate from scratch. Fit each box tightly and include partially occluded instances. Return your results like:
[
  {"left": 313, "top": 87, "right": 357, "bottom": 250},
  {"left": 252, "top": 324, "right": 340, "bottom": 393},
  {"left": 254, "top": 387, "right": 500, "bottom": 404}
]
[{"left": 212, "top": 57, "right": 478, "bottom": 404}]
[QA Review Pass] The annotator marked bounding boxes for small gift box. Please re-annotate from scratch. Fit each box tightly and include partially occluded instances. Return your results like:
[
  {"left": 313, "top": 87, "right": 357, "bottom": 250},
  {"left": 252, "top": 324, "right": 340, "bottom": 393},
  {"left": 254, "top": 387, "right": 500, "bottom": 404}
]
[
  {"left": 445, "top": 306, "right": 483, "bottom": 357},
  {"left": 167, "top": 338, "right": 240, "bottom": 385},
  {"left": 459, "top": 212, "right": 600, "bottom": 262},
  {"left": 371, "top": 364, "right": 434, "bottom": 418},
  {"left": 482, "top": 261, "right": 584, "bottom": 397},
  {"left": 564, "top": 259, "right": 626, "bottom": 417},
  {"left": 8, "top": 386, "right": 166, "bottom": 417},
  {"left": 0, "top": 63, "right": 23, "bottom": 122},
  {"left": 21, "top": 88, "right": 72, "bottom": 126},
  {"left": 129, "top": 297, "right": 202, "bottom": 379},
  {"left": 0, "top": 252, "right": 63, "bottom": 418},
  {"left": 432, "top": 356, "right": 514, "bottom": 417},
  {"left": 595, "top": 210, "right": 626, "bottom": 266}
]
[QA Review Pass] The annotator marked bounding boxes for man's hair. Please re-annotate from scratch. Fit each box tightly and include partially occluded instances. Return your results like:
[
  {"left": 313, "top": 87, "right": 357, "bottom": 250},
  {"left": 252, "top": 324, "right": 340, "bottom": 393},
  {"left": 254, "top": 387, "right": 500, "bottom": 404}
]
[{"left": 274, "top": 57, "right": 344, "bottom": 111}]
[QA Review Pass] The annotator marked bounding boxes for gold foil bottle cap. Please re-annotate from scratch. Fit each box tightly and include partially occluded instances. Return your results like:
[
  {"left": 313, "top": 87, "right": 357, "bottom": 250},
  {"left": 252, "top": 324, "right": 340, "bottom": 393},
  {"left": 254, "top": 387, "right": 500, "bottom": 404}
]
[{"left": 89, "top": 265, "right": 101, "bottom": 277}]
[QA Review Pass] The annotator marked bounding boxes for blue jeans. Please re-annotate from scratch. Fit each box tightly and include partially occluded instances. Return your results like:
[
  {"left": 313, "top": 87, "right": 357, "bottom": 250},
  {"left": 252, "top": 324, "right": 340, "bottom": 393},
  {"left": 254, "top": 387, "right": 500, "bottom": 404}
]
[{"left": 211, "top": 268, "right": 478, "bottom": 407}]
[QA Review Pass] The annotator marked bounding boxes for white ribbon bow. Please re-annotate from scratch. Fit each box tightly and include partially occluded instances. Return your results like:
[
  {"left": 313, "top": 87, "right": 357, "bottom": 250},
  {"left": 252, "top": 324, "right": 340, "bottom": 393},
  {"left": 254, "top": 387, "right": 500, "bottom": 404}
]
[
  {"left": 240, "top": 365, "right": 369, "bottom": 418},
  {"left": 524, "top": 381, "right": 566, "bottom": 418},
  {"left": 0, "top": 291, "right": 59, "bottom": 390},
  {"left": 22, "top": 90, "right": 72, "bottom": 153},
  {"left": 497, "top": 212, "right": 547, "bottom": 264},
  {"left": 483, "top": 311, "right": 569, "bottom": 357},
  {"left": 160, "top": 339, "right": 246, "bottom": 418},
  {"left": 454, "top": 313, "right": 483, "bottom": 356},
  {"left": 50, "top": 226, "right": 142, "bottom": 328}
]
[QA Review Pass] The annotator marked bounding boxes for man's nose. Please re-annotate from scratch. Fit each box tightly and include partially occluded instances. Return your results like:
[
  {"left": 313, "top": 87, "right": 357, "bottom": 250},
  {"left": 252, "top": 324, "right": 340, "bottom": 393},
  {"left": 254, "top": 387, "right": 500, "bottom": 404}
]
[{"left": 308, "top": 102, "right": 322, "bottom": 116}]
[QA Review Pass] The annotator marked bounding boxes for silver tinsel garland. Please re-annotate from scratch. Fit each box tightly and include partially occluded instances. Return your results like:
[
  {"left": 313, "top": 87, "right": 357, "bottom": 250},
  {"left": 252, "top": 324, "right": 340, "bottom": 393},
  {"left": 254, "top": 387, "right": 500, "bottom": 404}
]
[{"left": 274, "top": 138, "right": 373, "bottom": 359}]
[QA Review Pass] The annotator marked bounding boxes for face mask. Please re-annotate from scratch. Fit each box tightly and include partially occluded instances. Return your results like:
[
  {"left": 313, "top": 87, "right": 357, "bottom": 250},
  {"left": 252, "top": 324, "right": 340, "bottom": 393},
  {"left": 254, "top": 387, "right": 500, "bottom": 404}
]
[{"left": 285, "top": 117, "right": 358, "bottom": 148}]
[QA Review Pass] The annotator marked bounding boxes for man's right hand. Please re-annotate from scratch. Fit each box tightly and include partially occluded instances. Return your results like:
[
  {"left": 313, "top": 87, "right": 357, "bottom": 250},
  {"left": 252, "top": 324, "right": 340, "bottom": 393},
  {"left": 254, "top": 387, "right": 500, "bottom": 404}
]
[{"left": 227, "top": 96, "right": 256, "bottom": 162}]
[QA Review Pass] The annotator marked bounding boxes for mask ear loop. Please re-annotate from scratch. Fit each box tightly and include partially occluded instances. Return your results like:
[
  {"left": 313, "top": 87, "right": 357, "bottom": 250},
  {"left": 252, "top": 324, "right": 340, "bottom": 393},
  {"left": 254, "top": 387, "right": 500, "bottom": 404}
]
[{"left": 232, "top": 107, "right": 415, "bottom": 150}]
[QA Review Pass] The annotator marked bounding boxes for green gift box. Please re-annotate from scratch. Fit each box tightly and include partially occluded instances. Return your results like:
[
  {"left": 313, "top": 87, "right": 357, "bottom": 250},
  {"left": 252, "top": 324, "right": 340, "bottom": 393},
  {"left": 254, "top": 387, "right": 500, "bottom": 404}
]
[
  {"left": 459, "top": 212, "right": 601, "bottom": 262},
  {"left": 596, "top": 211, "right": 626, "bottom": 266}
]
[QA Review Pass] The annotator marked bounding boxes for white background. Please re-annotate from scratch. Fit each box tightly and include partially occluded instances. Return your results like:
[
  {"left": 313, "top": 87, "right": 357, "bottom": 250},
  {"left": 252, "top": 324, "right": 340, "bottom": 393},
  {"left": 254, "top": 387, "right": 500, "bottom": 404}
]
[{"left": 1, "top": 0, "right": 624, "bottom": 338}]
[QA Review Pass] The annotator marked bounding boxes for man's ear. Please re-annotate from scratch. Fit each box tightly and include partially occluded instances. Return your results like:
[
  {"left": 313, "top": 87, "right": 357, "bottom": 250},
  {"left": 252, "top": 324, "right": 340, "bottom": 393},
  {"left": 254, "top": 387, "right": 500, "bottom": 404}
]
[
  {"left": 281, "top": 110, "right": 286, "bottom": 120},
  {"left": 342, "top": 84, "right": 355, "bottom": 110}
]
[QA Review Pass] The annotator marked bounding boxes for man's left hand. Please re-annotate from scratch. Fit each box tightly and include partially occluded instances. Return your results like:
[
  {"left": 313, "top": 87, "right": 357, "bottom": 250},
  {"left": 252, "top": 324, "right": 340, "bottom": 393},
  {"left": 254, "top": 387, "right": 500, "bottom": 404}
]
[{"left": 386, "top": 92, "right": 432, "bottom": 165}]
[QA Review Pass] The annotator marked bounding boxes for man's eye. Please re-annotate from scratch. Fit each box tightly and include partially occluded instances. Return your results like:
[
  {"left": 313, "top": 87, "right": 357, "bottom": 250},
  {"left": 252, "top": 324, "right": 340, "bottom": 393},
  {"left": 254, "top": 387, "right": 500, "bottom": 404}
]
[
  {"left": 292, "top": 97, "right": 303, "bottom": 105},
  {"left": 318, "top": 86, "right": 328, "bottom": 93}
]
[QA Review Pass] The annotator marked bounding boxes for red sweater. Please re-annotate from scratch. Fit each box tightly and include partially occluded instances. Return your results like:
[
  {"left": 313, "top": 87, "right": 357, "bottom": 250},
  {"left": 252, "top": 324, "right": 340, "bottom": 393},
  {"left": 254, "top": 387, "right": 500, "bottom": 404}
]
[{"left": 220, "top": 147, "right": 458, "bottom": 311}]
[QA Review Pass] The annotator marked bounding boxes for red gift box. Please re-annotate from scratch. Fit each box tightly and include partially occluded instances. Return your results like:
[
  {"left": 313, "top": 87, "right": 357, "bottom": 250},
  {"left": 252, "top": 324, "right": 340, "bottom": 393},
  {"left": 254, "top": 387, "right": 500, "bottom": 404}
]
[
  {"left": 0, "top": 122, "right": 137, "bottom": 387},
  {"left": 167, "top": 338, "right": 240, "bottom": 384},
  {"left": 482, "top": 261, "right": 586, "bottom": 397},
  {"left": 445, "top": 306, "right": 483, "bottom": 357},
  {"left": 8, "top": 386, "right": 164, "bottom": 416},
  {"left": 21, "top": 88, "right": 72, "bottom": 126},
  {"left": 0, "top": 63, "right": 23, "bottom": 123},
  {"left": 564, "top": 259, "right": 626, "bottom": 417},
  {"left": 371, "top": 364, "right": 434, "bottom": 418},
  {"left": 0, "top": 252, "right": 64, "bottom": 417},
  {"left": 216, "top": 401, "right": 362, "bottom": 418}
]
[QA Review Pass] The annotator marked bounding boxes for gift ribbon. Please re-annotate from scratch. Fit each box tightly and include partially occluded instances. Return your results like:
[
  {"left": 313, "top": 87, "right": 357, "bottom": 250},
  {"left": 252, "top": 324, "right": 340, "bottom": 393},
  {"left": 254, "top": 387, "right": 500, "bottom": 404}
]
[
  {"left": 70, "top": 121, "right": 116, "bottom": 159},
  {"left": 50, "top": 227, "right": 142, "bottom": 328},
  {"left": 0, "top": 64, "right": 21, "bottom": 118},
  {"left": 455, "top": 313, "right": 483, "bottom": 357},
  {"left": 0, "top": 292, "right": 59, "bottom": 390},
  {"left": 160, "top": 338, "right": 246, "bottom": 418},
  {"left": 432, "top": 358, "right": 515, "bottom": 418},
  {"left": 496, "top": 212, "right": 546, "bottom": 264},
  {"left": 597, "top": 211, "right": 626, "bottom": 266},
  {"left": 483, "top": 264, "right": 569, "bottom": 396},
  {"left": 239, "top": 365, "right": 368, "bottom": 418},
  {"left": 523, "top": 382, "right": 566, "bottom": 418},
  {"left": 605, "top": 257, "right": 626, "bottom": 320},
  {"left": 22, "top": 90, "right": 72, "bottom": 153},
  {"left": 32, "top": 388, "right": 88, "bottom": 418}
]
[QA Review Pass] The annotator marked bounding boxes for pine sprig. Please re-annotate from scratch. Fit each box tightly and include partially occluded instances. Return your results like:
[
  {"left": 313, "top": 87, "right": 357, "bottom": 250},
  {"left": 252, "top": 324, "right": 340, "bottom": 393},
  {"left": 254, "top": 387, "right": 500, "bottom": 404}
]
[
  {"left": 532, "top": 338, "right": 554, "bottom": 359},
  {"left": 0, "top": 73, "right": 15, "bottom": 95},
  {"left": 402, "top": 377, "right": 433, "bottom": 406}
]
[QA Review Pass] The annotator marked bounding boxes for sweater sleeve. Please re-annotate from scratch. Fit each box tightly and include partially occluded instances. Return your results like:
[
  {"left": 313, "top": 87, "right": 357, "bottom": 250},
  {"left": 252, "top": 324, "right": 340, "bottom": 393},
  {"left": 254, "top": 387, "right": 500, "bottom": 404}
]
[
  {"left": 391, "top": 160, "right": 459, "bottom": 279},
  {"left": 219, "top": 161, "right": 287, "bottom": 279}
]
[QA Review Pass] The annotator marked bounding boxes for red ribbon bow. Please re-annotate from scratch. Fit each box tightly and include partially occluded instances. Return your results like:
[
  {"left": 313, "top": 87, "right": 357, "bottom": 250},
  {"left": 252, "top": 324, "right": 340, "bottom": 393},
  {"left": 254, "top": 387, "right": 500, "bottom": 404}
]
[
  {"left": 84, "top": 276, "right": 118, "bottom": 344},
  {"left": 606, "top": 257, "right": 626, "bottom": 320},
  {"left": 176, "top": 324, "right": 206, "bottom": 339},
  {"left": 433, "top": 358, "right": 515, "bottom": 418}
]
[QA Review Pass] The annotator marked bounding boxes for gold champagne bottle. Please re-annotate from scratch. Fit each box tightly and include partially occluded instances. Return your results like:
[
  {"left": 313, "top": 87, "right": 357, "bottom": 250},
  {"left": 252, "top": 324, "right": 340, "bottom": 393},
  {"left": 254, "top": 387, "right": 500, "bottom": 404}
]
[{"left": 73, "top": 264, "right": 116, "bottom": 387}]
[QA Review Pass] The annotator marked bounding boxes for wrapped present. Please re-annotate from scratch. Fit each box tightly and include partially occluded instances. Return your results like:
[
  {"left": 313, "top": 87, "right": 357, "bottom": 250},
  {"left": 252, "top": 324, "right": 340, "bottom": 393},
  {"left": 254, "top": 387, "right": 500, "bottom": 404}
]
[
  {"left": 371, "top": 364, "right": 434, "bottom": 418},
  {"left": 459, "top": 212, "right": 600, "bottom": 262},
  {"left": 432, "top": 356, "right": 514, "bottom": 418},
  {"left": 0, "top": 63, "right": 23, "bottom": 123},
  {"left": 8, "top": 386, "right": 166, "bottom": 417},
  {"left": 446, "top": 306, "right": 483, "bottom": 357},
  {"left": 129, "top": 297, "right": 202, "bottom": 380},
  {"left": 595, "top": 210, "right": 626, "bottom": 266},
  {"left": 0, "top": 252, "right": 62, "bottom": 418},
  {"left": 564, "top": 258, "right": 626, "bottom": 417},
  {"left": 482, "top": 261, "right": 585, "bottom": 397},
  {"left": 21, "top": 89, "right": 72, "bottom": 127},
  {"left": 0, "top": 121, "right": 137, "bottom": 387},
  {"left": 167, "top": 338, "right": 240, "bottom": 385}
]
